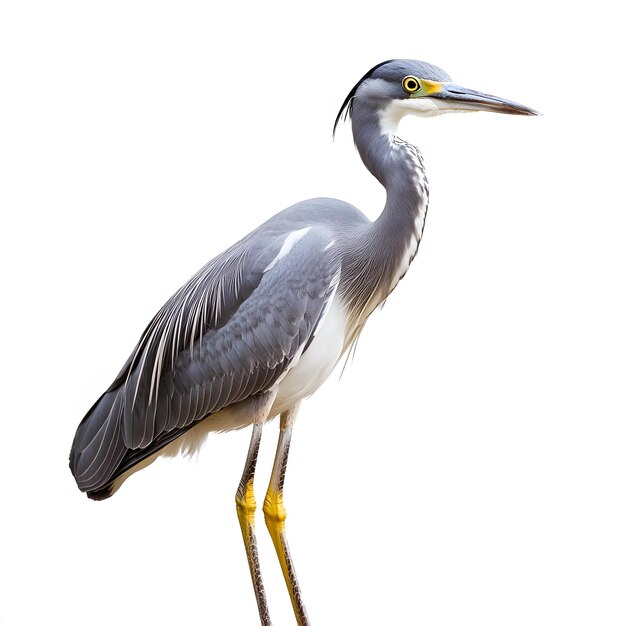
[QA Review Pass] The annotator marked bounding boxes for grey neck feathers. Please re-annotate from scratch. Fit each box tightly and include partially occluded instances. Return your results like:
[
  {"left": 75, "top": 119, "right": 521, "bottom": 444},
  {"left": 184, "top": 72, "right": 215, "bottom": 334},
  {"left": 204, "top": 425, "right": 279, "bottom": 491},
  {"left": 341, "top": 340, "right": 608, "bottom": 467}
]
[{"left": 341, "top": 99, "right": 429, "bottom": 316}]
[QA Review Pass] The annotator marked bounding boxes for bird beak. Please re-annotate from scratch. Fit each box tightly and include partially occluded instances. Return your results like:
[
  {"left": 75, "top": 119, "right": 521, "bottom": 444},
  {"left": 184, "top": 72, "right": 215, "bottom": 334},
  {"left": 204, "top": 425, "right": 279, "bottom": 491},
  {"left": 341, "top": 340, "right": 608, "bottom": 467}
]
[{"left": 417, "top": 80, "right": 540, "bottom": 116}]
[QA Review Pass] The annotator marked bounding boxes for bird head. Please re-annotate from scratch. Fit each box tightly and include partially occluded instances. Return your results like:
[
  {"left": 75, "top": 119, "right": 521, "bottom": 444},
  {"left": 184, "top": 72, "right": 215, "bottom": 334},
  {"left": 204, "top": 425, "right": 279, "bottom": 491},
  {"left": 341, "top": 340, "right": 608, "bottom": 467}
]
[{"left": 334, "top": 59, "right": 539, "bottom": 135}]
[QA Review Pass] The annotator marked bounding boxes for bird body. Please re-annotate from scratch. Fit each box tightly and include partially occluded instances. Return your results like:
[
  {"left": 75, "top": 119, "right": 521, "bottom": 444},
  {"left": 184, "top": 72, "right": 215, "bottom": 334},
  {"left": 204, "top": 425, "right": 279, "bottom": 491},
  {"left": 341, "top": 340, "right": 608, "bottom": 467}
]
[
  {"left": 70, "top": 58, "right": 537, "bottom": 624},
  {"left": 70, "top": 187, "right": 418, "bottom": 498},
  {"left": 70, "top": 122, "right": 431, "bottom": 499}
]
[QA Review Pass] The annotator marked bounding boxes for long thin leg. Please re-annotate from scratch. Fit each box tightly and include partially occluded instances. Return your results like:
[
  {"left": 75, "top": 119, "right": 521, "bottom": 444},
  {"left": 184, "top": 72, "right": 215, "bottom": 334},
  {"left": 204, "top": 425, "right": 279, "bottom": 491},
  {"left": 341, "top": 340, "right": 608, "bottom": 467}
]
[
  {"left": 235, "top": 390, "right": 277, "bottom": 626},
  {"left": 263, "top": 405, "right": 310, "bottom": 626}
]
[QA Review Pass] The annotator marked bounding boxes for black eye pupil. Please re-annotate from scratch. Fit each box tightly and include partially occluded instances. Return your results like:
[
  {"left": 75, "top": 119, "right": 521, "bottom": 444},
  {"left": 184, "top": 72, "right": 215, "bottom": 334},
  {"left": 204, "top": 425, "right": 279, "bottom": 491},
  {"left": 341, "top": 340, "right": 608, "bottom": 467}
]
[{"left": 407, "top": 80, "right": 416, "bottom": 89}]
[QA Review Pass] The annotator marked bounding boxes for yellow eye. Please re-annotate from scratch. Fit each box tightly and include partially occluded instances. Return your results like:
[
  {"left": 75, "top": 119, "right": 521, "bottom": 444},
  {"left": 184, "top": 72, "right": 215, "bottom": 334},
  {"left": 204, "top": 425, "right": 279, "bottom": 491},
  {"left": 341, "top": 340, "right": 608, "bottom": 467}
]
[{"left": 402, "top": 75, "right": 421, "bottom": 93}]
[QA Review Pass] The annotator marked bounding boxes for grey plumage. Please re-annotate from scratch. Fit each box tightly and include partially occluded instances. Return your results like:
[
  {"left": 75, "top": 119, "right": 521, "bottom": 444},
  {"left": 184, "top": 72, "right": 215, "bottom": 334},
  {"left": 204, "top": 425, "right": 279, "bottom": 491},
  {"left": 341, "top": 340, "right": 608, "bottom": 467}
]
[
  {"left": 70, "top": 59, "right": 537, "bottom": 506},
  {"left": 70, "top": 210, "right": 344, "bottom": 498},
  {"left": 69, "top": 58, "right": 538, "bottom": 625}
]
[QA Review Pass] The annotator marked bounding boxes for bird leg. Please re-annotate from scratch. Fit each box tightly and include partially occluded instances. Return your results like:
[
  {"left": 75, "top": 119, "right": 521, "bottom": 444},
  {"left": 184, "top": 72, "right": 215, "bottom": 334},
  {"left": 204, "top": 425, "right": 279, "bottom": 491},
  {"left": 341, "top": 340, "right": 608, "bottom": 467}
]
[
  {"left": 263, "top": 406, "right": 310, "bottom": 626},
  {"left": 235, "top": 390, "right": 277, "bottom": 626}
]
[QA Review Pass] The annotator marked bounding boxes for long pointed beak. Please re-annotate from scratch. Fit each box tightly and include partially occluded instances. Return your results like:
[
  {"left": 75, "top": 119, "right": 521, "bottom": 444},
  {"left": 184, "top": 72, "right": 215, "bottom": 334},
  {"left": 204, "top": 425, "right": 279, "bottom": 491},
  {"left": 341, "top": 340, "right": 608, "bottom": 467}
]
[{"left": 421, "top": 81, "right": 540, "bottom": 116}]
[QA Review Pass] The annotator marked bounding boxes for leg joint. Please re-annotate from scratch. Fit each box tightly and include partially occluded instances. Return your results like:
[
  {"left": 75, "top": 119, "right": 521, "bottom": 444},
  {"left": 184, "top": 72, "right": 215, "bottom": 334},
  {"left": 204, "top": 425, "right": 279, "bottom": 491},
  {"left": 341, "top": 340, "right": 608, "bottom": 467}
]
[
  {"left": 236, "top": 479, "right": 257, "bottom": 515},
  {"left": 263, "top": 487, "right": 287, "bottom": 524}
]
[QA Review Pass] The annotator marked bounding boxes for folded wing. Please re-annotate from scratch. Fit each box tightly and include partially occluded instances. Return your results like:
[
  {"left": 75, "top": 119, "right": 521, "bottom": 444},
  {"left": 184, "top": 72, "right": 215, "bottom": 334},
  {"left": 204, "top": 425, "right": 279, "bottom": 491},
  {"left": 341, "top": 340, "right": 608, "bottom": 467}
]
[{"left": 69, "top": 226, "right": 340, "bottom": 497}]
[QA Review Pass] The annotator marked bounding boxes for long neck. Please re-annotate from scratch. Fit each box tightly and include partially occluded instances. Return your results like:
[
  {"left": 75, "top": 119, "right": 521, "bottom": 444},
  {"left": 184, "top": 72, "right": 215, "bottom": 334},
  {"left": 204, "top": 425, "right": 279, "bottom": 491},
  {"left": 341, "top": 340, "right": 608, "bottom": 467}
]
[
  {"left": 342, "top": 100, "right": 429, "bottom": 317},
  {"left": 353, "top": 101, "right": 429, "bottom": 246}
]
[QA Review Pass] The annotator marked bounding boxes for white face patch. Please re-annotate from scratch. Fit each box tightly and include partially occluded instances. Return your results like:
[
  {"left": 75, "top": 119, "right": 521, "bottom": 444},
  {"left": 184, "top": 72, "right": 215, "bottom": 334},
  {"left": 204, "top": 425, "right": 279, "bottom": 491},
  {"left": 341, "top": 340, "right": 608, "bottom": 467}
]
[{"left": 379, "top": 97, "right": 469, "bottom": 135}]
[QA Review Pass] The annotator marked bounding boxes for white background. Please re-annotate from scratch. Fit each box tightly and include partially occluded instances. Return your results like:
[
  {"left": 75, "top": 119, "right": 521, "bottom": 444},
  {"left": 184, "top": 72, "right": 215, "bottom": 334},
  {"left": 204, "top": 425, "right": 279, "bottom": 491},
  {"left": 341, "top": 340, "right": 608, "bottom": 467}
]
[{"left": 1, "top": 1, "right": 624, "bottom": 625}]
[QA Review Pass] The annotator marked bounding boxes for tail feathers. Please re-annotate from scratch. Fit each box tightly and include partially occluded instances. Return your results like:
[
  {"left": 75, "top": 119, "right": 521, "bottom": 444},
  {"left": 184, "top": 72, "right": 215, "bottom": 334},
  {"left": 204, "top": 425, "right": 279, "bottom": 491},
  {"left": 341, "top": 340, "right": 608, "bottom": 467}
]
[
  {"left": 69, "top": 387, "right": 127, "bottom": 497},
  {"left": 70, "top": 385, "right": 204, "bottom": 500},
  {"left": 86, "top": 484, "right": 116, "bottom": 501}
]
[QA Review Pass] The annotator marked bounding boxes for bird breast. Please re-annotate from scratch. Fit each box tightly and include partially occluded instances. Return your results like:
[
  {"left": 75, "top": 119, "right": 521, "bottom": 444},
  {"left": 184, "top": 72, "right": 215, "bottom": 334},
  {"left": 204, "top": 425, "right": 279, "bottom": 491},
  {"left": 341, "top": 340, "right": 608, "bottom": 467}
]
[{"left": 271, "top": 296, "right": 349, "bottom": 416}]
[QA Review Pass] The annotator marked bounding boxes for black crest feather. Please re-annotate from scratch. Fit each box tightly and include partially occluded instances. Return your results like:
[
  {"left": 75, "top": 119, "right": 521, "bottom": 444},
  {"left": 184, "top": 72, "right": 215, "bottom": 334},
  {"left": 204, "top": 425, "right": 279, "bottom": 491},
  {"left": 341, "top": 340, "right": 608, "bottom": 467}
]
[{"left": 333, "top": 60, "right": 394, "bottom": 137}]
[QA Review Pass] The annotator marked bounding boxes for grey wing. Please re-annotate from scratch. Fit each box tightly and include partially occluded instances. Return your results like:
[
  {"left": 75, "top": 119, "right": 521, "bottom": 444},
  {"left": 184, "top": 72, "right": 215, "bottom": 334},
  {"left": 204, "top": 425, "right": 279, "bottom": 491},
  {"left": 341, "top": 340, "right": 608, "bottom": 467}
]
[{"left": 69, "top": 227, "right": 340, "bottom": 497}]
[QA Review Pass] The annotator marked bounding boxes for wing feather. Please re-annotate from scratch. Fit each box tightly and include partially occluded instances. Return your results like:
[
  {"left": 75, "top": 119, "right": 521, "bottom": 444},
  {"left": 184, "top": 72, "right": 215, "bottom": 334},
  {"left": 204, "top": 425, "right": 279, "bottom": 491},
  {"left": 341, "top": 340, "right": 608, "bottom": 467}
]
[{"left": 70, "top": 226, "right": 340, "bottom": 497}]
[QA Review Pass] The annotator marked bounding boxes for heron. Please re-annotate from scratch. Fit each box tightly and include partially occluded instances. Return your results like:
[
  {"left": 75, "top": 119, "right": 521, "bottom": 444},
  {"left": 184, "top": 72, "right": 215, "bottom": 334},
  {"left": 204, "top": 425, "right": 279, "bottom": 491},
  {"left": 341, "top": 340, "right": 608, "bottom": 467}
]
[{"left": 69, "top": 59, "right": 537, "bottom": 625}]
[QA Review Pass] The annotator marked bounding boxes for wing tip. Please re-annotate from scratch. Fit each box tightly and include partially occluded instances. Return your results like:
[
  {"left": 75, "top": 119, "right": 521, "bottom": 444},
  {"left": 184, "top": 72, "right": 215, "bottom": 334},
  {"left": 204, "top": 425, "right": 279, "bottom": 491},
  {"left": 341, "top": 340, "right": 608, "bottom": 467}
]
[{"left": 86, "top": 484, "right": 115, "bottom": 500}]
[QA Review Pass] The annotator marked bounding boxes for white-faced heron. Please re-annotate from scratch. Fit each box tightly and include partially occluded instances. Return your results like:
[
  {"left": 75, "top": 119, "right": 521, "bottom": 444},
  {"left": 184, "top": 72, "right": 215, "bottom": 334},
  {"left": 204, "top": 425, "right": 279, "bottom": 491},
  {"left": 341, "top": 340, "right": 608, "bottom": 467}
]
[{"left": 70, "top": 59, "right": 538, "bottom": 625}]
